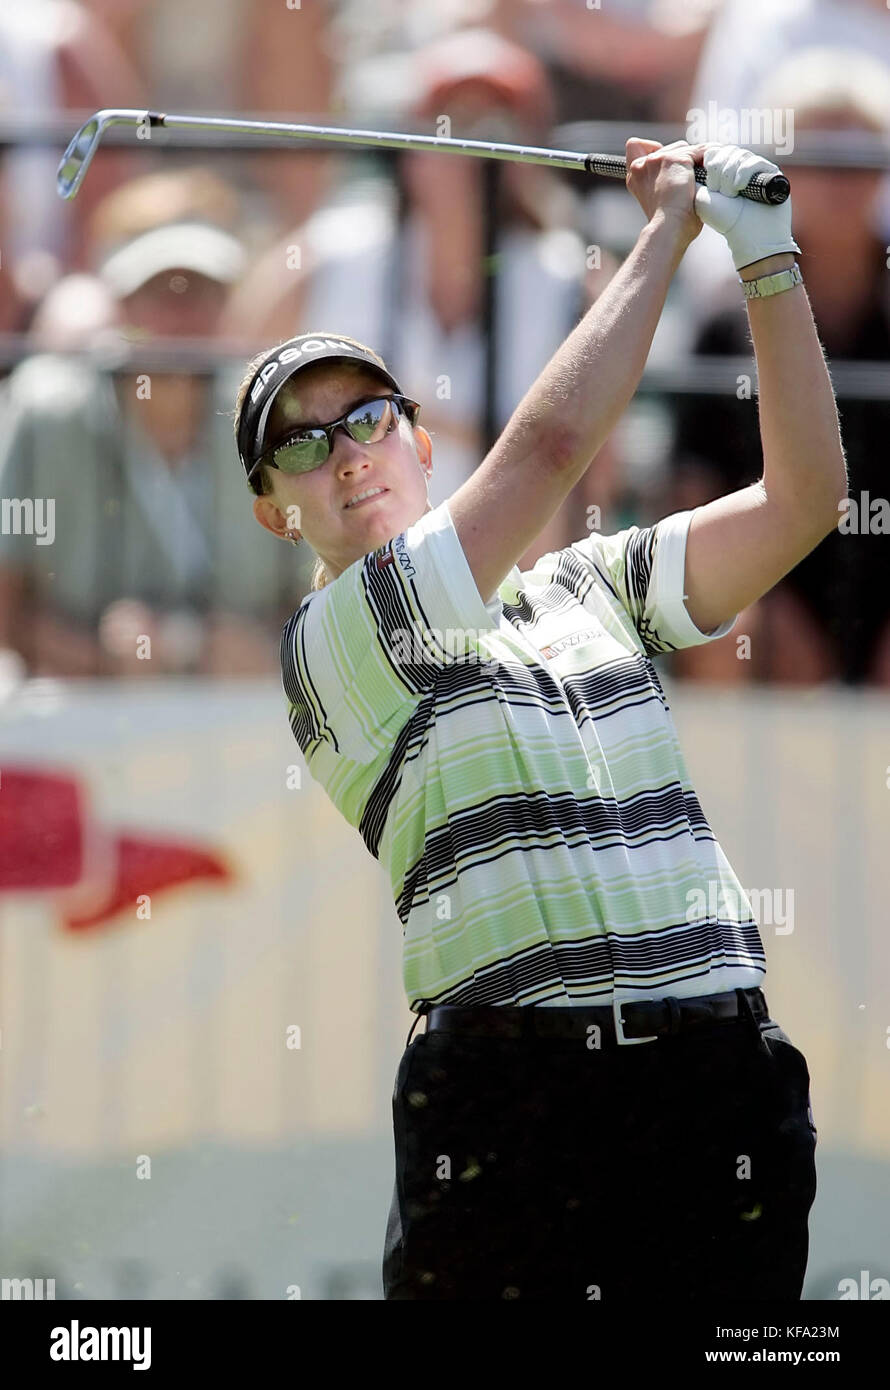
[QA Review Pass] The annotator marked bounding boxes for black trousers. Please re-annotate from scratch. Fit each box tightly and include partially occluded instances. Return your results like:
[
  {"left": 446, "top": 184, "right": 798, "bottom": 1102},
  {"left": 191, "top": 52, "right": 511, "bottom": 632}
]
[{"left": 382, "top": 997, "right": 817, "bottom": 1301}]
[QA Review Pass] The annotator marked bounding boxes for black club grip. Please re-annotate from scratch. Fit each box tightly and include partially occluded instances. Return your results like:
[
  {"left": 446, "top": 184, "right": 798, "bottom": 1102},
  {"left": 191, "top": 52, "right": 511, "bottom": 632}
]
[{"left": 585, "top": 153, "right": 790, "bottom": 205}]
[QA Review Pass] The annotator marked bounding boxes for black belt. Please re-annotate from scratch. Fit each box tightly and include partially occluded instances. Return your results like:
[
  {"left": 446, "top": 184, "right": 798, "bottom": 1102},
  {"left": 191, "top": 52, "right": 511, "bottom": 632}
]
[{"left": 424, "top": 987, "right": 769, "bottom": 1046}]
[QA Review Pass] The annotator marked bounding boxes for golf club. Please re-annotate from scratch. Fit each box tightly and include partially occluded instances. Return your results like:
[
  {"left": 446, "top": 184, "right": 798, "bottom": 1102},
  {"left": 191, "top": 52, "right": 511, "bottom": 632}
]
[{"left": 56, "top": 109, "right": 791, "bottom": 204}]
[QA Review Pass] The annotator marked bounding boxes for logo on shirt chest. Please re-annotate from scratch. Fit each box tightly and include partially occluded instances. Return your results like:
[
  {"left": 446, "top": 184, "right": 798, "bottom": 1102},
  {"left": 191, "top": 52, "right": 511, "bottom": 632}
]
[{"left": 540, "top": 627, "right": 603, "bottom": 659}]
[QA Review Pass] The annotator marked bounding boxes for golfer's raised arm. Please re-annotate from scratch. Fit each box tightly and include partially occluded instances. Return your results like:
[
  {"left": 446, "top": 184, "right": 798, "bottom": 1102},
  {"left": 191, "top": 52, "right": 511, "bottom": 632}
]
[
  {"left": 675, "top": 147, "right": 849, "bottom": 635},
  {"left": 449, "top": 139, "right": 699, "bottom": 606},
  {"left": 678, "top": 253, "right": 848, "bottom": 633}
]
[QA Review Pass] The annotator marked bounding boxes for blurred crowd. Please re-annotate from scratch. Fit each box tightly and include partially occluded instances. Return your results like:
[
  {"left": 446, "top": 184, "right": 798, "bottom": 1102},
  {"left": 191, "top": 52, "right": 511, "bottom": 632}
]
[{"left": 0, "top": 0, "right": 888, "bottom": 685}]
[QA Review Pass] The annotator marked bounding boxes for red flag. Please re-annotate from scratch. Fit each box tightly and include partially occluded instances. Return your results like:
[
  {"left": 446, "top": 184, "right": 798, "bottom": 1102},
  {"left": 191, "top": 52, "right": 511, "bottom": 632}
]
[
  {"left": 64, "top": 834, "right": 231, "bottom": 930},
  {"left": 0, "top": 765, "right": 233, "bottom": 928}
]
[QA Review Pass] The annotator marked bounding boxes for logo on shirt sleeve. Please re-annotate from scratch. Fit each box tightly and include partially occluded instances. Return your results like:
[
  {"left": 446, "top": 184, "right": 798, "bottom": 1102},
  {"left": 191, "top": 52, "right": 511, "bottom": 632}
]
[
  {"left": 393, "top": 533, "right": 416, "bottom": 578},
  {"left": 374, "top": 533, "right": 416, "bottom": 578}
]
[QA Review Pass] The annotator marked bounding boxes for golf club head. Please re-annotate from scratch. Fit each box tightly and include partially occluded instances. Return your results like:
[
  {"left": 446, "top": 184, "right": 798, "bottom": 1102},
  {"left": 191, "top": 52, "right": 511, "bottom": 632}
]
[
  {"left": 56, "top": 110, "right": 153, "bottom": 200},
  {"left": 57, "top": 113, "right": 108, "bottom": 200}
]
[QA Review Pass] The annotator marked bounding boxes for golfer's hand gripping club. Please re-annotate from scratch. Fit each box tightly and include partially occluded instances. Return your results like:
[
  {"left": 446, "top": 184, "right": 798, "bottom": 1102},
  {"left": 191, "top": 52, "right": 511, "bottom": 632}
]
[
  {"left": 588, "top": 151, "right": 790, "bottom": 206},
  {"left": 623, "top": 139, "right": 799, "bottom": 271},
  {"left": 692, "top": 144, "right": 800, "bottom": 270}
]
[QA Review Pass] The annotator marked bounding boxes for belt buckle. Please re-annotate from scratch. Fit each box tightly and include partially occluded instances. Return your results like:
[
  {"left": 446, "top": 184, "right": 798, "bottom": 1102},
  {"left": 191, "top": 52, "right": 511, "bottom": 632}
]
[{"left": 612, "top": 996, "right": 659, "bottom": 1046}]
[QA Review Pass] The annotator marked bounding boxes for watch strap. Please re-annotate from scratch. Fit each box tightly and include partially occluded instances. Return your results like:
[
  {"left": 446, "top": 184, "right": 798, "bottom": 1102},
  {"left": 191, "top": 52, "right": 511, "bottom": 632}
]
[{"left": 740, "top": 263, "right": 803, "bottom": 300}]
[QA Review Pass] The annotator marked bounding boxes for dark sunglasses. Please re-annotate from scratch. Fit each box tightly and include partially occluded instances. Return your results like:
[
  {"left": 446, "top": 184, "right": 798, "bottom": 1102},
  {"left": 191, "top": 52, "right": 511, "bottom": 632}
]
[{"left": 248, "top": 393, "right": 420, "bottom": 487}]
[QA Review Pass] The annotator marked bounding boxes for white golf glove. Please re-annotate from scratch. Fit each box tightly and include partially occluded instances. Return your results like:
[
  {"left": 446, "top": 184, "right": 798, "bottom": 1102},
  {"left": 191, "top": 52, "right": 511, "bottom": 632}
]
[{"left": 693, "top": 144, "right": 800, "bottom": 271}]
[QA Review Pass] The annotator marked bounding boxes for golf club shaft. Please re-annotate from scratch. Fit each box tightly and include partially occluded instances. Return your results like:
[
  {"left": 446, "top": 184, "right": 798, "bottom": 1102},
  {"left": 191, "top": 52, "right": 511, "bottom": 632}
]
[{"left": 56, "top": 109, "right": 791, "bottom": 204}]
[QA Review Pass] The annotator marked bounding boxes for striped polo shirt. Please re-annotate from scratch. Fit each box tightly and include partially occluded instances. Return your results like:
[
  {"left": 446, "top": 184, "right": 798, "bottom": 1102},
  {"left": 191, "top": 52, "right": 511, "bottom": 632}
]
[{"left": 280, "top": 499, "right": 767, "bottom": 1012}]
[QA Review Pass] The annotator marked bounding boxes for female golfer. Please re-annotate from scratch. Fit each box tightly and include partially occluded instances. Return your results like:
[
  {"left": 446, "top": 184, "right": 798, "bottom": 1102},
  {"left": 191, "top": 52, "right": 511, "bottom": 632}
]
[{"left": 234, "top": 138, "right": 845, "bottom": 1301}]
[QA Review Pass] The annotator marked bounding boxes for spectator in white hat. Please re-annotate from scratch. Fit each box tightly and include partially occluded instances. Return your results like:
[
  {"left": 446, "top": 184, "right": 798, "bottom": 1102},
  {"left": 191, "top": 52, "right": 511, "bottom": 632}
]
[{"left": 0, "top": 171, "right": 292, "bottom": 677}]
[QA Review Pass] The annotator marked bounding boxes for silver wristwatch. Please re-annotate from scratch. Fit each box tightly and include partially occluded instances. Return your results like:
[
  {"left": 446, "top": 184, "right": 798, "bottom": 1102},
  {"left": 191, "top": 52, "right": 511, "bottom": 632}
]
[{"left": 740, "top": 262, "right": 803, "bottom": 300}]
